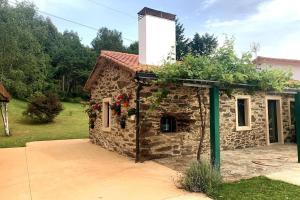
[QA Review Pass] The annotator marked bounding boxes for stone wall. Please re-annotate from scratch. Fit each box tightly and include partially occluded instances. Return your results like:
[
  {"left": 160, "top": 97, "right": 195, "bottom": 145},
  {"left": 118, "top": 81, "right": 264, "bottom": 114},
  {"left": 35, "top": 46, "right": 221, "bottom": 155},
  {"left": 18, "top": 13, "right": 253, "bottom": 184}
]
[
  {"left": 88, "top": 60, "right": 296, "bottom": 160},
  {"left": 138, "top": 85, "right": 296, "bottom": 160},
  {"left": 139, "top": 85, "right": 209, "bottom": 159},
  {"left": 220, "top": 90, "right": 267, "bottom": 150},
  {"left": 89, "top": 58, "right": 137, "bottom": 157}
]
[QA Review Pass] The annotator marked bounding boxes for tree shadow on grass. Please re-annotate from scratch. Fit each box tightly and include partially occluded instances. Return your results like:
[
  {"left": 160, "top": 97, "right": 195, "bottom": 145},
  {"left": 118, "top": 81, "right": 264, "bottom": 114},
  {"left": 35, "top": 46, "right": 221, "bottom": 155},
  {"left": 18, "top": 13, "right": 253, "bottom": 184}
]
[{"left": 17, "top": 117, "right": 55, "bottom": 126}]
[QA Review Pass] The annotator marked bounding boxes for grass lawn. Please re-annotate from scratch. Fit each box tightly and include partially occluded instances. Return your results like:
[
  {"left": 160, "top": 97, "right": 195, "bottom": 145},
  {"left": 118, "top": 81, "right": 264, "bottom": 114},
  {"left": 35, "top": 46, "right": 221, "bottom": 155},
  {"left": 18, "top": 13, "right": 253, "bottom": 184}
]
[
  {"left": 212, "top": 176, "right": 300, "bottom": 200},
  {"left": 0, "top": 99, "right": 88, "bottom": 148}
]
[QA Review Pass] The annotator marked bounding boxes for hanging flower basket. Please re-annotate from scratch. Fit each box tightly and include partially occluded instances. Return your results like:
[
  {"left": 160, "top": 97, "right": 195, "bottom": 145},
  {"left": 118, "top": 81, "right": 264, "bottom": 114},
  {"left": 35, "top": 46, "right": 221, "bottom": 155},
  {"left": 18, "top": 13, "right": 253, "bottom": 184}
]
[
  {"left": 119, "top": 114, "right": 127, "bottom": 129},
  {"left": 117, "top": 93, "right": 132, "bottom": 107},
  {"left": 85, "top": 100, "right": 101, "bottom": 129},
  {"left": 110, "top": 101, "right": 121, "bottom": 115}
]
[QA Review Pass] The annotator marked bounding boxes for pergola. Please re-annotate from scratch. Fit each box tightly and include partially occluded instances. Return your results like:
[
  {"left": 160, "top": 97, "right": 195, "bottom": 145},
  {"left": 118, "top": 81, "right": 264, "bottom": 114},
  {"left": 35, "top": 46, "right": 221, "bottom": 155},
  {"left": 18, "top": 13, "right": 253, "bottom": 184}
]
[
  {"left": 0, "top": 83, "right": 11, "bottom": 136},
  {"left": 135, "top": 72, "right": 300, "bottom": 170}
]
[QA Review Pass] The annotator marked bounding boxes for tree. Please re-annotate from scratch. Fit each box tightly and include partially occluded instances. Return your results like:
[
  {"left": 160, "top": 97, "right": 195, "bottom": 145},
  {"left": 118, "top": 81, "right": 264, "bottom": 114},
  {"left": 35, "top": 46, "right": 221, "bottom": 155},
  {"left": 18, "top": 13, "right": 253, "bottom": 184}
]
[
  {"left": 176, "top": 19, "right": 189, "bottom": 60},
  {"left": 0, "top": 0, "right": 97, "bottom": 99},
  {"left": 23, "top": 93, "right": 63, "bottom": 123},
  {"left": 190, "top": 33, "right": 218, "bottom": 56},
  {"left": 91, "top": 27, "right": 124, "bottom": 53},
  {"left": 0, "top": 0, "right": 50, "bottom": 99},
  {"left": 52, "top": 31, "right": 96, "bottom": 97},
  {"left": 126, "top": 41, "right": 138, "bottom": 54}
]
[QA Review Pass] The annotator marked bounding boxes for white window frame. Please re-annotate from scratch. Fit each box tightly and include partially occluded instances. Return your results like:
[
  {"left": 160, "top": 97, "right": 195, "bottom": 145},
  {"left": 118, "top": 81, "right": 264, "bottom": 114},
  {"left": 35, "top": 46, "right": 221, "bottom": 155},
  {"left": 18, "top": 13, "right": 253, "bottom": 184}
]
[
  {"left": 235, "top": 95, "right": 252, "bottom": 131},
  {"left": 102, "top": 98, "right": 112, "bottom": 132}
]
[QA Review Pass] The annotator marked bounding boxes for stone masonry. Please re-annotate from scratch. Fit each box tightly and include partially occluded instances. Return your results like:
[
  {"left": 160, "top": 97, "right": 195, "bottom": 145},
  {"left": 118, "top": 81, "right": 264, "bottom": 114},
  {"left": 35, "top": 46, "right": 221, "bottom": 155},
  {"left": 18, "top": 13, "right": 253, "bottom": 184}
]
[
  {"left": 88, "top": 57, "right": 296, "bottom": 160},
  {"left": 89, "top": 58, "right": 137, "bottom": 157}
]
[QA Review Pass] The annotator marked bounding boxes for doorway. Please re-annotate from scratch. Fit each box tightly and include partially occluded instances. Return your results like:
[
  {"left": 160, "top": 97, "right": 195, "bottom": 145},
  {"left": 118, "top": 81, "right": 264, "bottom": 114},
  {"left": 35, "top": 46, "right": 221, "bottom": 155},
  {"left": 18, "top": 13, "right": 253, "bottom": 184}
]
[{"left": 268, "top": 100, "right": 278, "bottom": 143}]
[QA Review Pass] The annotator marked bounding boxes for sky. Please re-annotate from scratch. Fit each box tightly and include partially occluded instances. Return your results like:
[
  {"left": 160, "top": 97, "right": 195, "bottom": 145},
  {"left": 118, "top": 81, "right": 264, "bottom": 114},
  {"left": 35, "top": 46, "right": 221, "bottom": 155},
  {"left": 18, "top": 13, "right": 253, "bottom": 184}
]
[{"left": 19, "top": 0, "right": 300, "bottom": 59}]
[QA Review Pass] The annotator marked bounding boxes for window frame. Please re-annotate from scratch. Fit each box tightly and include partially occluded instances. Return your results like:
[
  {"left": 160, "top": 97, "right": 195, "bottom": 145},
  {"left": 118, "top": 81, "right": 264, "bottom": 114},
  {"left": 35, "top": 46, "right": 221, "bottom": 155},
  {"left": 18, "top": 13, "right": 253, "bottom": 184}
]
[
  {"left": 235, "top": 95, "right": 252, "bottom": 131},
  {"left": 160, "top": 116, "right": 177, "bottom": 133},
  {"left": 102, "top": 97, "right": 112, "bottom": 132},
  {"left": 288, "top": 98, "right": 295, "bottom": 128}
]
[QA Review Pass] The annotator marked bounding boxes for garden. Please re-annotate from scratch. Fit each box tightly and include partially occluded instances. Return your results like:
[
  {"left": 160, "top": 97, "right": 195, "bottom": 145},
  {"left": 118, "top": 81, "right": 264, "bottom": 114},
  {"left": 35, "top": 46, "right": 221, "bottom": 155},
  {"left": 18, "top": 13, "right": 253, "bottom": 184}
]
[{"left": 0, "top": 98, "right": 88, "bottom": 148}]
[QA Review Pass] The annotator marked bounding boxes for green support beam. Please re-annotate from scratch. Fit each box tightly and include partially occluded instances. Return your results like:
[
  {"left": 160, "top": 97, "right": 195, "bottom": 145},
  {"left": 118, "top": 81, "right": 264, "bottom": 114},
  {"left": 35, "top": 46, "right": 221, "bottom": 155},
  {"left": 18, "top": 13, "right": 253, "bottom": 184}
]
[
  {"left": 295, "top": 92, "right": 300, "bottom": 163},
  {"left": 209, "top": 86, "right": 220, "bottom": 170}
]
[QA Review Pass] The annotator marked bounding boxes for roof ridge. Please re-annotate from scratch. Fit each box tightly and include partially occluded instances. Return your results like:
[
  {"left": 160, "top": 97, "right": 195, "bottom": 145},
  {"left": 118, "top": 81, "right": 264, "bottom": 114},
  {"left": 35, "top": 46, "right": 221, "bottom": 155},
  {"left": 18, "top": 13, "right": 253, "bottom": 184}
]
[
  {"left": 101, "top": 50, "right": 138, "bottom": 57},
  {"left": 256, "top": 56, "right": 300, "bottom": 63}
]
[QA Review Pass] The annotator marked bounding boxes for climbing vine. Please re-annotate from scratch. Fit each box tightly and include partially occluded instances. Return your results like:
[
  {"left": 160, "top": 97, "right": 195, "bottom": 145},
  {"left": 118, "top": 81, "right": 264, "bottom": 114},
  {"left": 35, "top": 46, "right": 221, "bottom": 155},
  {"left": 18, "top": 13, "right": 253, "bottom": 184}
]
[{"left": 149, "top": 38, "right": 295, "bottom": 162}]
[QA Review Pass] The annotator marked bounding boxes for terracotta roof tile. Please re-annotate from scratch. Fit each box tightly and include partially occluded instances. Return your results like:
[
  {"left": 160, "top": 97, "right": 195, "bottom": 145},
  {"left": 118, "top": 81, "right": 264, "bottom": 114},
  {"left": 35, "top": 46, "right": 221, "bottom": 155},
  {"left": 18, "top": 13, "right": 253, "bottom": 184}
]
[
  {"left": 101, "top": 50, "right": 150, "bottom": 73},
  {"left": 0, "top": 83, "right": 11, "bottom": 102},
  {"left": 84, "top": 51, "right": 152, "bottom": 91},
  {"left": 254, "top": 56, "right": 300, "bottom": 66}
]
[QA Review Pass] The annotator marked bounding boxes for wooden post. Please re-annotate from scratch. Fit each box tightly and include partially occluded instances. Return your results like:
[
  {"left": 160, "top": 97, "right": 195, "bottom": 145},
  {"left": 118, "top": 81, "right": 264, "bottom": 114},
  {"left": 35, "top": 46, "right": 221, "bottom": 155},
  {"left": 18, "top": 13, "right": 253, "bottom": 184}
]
[
  {"left": 0, "top": 102, "right": 10, "bottom": 136},
  {"left": 135, "top": 80, "right": 142, "bottom": 163},
  {"left": 295, "top": 92, "right": 300, "bottom": 163},
  {"left": 209, "top": 86, "right": 220, "bottom": 170}
]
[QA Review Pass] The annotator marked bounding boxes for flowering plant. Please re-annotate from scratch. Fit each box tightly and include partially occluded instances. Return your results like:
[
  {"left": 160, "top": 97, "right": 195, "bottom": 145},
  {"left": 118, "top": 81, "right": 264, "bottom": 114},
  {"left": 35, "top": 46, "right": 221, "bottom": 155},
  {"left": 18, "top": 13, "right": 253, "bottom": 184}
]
[
  {"left": 85, "top": 100, "right": 101, "bottom": 129},
  {"left": 110, "top": 101, "right": 121, "bottom": 115},
  {"left": 116, "top": 93, "right": 132, "bottom": 107}
]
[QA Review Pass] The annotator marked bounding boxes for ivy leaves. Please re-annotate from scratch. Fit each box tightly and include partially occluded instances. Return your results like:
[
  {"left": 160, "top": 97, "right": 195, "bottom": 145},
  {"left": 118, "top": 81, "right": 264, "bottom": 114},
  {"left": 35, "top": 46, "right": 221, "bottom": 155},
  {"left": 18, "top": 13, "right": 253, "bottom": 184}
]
[{"left": 155, "top": 38, "right": 293, "bottom": 92}]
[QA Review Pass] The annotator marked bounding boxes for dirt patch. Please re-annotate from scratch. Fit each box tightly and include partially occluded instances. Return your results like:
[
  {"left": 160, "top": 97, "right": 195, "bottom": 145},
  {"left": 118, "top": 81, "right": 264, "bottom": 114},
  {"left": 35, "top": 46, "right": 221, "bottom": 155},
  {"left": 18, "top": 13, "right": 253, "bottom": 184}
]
[{"left": 155, "top": 144, "right": 299, "bottom": 182}]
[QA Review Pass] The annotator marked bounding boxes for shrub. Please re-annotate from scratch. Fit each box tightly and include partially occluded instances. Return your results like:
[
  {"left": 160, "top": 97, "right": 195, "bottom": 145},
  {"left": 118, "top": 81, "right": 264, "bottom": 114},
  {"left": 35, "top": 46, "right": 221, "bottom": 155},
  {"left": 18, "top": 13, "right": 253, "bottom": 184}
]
[
  {"left": 23, "top": 93, "right": 63, "bottom": 123},
  {"left": 179, "top": 161, "right": 222, "bottom": 196}
]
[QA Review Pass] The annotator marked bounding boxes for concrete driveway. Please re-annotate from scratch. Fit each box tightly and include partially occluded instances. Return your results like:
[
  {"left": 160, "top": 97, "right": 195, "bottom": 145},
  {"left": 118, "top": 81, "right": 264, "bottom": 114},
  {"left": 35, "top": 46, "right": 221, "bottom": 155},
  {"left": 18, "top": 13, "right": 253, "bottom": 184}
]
[{"left": 0, "top": 139, "right": 209, "bottom": 200}]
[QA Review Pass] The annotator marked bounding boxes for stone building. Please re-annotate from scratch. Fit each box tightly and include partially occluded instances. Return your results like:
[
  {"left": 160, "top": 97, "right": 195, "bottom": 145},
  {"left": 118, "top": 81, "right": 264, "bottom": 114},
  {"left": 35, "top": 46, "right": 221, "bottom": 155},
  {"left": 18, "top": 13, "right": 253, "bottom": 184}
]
[{"left": 84, "top": 7, "right": 296, "bottom": 161}]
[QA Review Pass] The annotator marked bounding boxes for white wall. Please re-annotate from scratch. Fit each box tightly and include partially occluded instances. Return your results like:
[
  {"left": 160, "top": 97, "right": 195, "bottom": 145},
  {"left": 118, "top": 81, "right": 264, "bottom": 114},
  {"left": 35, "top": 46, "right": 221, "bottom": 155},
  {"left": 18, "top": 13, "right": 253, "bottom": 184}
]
[
  {"left": 258, "top": 63, "right": 300, "bottom": 80},
  {"left": 138, "top": 15, "right": 176, "bottom": 66}
]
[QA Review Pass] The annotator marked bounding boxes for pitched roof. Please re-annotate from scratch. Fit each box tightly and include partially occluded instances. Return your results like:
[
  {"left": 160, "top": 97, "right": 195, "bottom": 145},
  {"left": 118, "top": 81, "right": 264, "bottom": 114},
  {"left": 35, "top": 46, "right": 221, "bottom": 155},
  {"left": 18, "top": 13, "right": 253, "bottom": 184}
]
[
  {"left": 0, "top": 83, "right": 11, "bottom": 102},
  {"left": 254, "top": 56, "right": 300, "bottom": 66},
  {"left": 84, "top": 51, "right": 151, "bottom": 91},
  {"left": 101, "top": 51, "right": 150, "bottom": 73}
]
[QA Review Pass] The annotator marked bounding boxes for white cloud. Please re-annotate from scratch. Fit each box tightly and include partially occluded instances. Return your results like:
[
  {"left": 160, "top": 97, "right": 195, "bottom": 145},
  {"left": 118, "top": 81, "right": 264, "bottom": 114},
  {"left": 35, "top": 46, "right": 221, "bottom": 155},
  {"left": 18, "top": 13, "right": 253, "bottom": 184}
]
[
  {"left": 29, "top": 0, "right": 88, "bottom": 11},
  {"left": 203, "top": 0, "right": 300, "bottom": 59},
  {"left": 201, "top": 0, "right": 218, "bottom": 9}
]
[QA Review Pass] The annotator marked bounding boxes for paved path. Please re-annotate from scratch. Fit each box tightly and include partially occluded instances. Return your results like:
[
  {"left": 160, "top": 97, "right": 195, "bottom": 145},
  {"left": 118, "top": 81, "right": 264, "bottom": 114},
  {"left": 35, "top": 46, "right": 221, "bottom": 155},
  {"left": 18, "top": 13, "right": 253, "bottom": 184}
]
[
  {"left": 156, "top": 144, "right": 300, "bottom": 182},
  {"left": 267, "top": 167, "right": 300, "bottom": 186},
  {"left": 0, "top": 139, "right": 209, "bottom": 200}
]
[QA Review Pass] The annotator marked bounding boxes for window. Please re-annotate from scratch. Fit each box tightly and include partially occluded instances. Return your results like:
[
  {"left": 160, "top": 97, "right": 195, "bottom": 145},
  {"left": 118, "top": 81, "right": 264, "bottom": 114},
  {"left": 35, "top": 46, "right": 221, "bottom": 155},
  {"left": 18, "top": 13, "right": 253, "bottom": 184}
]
[
  {"left": 102, "top": 98, "right": 112, "bottom": 131},
  {"left": 160, "top": 116, "right": 176, "bottom": 133},
  {"left": 289, "top": 99, "right": 295, "bottom": 127},
  {"left": 236, "top": 96, "right": 251, "bottom": 131}
]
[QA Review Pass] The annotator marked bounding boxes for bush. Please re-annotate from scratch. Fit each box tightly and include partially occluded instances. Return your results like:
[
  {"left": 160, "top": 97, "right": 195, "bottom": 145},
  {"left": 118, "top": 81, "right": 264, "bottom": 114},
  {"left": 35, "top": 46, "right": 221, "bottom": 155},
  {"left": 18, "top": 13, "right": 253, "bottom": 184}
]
[
  {"left": 23, "top": 93, "right": 63, "bottom": 123},
  {"left": 179, "top": 161, "right": 222, "bottom": 196}
]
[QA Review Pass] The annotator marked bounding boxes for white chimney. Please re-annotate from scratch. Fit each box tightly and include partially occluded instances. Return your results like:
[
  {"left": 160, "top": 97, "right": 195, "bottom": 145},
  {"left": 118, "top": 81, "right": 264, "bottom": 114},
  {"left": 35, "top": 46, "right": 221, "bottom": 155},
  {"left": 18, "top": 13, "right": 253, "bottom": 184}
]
[{"left": 138, "top": 7, "right": 176, "bottom": 66}]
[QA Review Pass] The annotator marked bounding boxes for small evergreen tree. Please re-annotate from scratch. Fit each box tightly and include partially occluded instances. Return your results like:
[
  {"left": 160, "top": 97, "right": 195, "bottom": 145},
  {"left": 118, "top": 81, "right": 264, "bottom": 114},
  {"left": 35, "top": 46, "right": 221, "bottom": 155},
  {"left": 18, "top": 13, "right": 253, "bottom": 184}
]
[
  {"left": 190, "top": 33, "right": 218, "bottom": 56},
  {"left": 176, "top": 18, "right": 189, "bottom": 60},
  {"left": 126, "top": 41, "right": 138, "bottom": 54},
  {"left": 91, "top": 27, "right": 125, "bottom": 53},
  {"left": 23, "top": 93, "right": 63, "bottom": 123}
]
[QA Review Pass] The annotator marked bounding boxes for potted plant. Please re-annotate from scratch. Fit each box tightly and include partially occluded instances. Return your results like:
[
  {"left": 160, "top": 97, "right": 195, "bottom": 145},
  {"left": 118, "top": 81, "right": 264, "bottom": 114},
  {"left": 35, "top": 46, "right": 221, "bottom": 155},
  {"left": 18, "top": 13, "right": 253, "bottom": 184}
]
[
  {"left": 120, "top": 114, "right": 127, "bottom": 129},
  {"left": 127, "top": 108, "right": 136, "bottom": 121},
  {"left": 117, "top": 93, "right": 132, "bottom": 108},
  {"left": 85, "top": 100, "right": 101, "bottom": 129},
  {"left": 110, "top": 101, "right": 121, "bottom": 115}
]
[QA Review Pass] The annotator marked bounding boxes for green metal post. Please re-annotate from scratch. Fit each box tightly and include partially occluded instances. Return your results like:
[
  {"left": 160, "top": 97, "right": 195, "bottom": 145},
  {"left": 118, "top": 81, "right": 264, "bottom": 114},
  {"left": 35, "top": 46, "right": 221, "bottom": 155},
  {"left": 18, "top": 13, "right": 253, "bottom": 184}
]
[
  {"left": 295, "top": 92, "right": 300, "bottom": 163},
  {"left": 209, "top": 86, "right": 220, "bottom": 170}
]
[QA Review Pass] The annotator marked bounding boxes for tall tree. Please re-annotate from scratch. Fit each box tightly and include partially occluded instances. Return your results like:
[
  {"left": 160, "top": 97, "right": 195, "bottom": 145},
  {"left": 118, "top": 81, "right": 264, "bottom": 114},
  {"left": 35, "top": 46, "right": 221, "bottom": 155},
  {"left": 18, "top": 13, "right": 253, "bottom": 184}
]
[
  {"left": 126, "top": 41, "right": 138, "bottom": 54},
  {"left": 175, "top": 19, "right": 189, "bottom": 60},
  {"left": 0, "top": 0, "right": 97, "bottom": 99},
  {"left": 190, "top": 33, "right": 218, "bottom": 56},
  {"left": 52, "top": 31, "right": 96, "bottom": 97},
  {"left": 0, "top": 0, "right": 50, "bottom": 99},
  {"left": 91, "top": 27, "right": 124, "bottom": 53}
]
